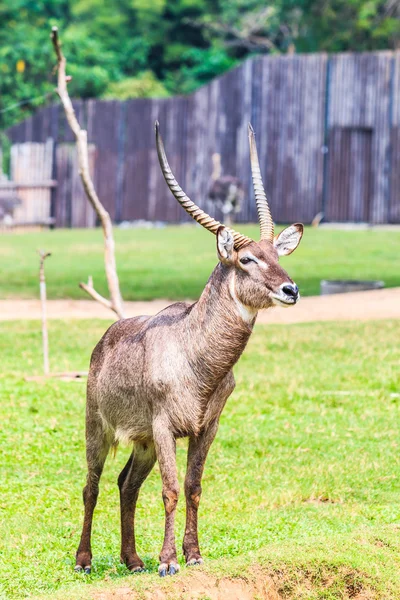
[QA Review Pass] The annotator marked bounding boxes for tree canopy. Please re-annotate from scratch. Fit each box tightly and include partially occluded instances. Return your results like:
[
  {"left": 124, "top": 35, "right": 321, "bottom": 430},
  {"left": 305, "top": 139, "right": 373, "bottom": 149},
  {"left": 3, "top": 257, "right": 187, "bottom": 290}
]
[{"left": 0, "top": 0, "right": 399, "bottom": 129}]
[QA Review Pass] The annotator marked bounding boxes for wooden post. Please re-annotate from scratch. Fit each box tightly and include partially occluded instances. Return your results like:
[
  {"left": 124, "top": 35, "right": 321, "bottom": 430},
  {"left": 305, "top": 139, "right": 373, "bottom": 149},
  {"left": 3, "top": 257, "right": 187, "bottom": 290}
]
[{"left": 38, "top": 250, "right": 51, "bottom": 375}]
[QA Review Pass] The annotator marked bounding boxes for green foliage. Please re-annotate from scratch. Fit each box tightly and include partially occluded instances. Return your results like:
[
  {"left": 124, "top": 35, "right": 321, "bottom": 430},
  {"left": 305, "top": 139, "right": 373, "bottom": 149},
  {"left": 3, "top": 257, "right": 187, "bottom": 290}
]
[
  {"left": 104, "top": 72, "right": 169, "bottom": 100},
  {"left": 0, "top": 8, "right": 56, "bottom": 129},
  {"left": 165, "top": 47, "right": 238, "bottom": 94},
  {"left": 0, "top": 0, "right": 399, "bottom": 128},
  {"left": 0, "top": 132, "right": 11, "bottom": 175},
  {"left": 0, "top": 226, "right": 399, "bottom": 301},
  {"left": 283, "top": 0, "right": 400, "bottom": 52},
  {"left": 0, "top": 318, "right": 400, "bottom": 598}
]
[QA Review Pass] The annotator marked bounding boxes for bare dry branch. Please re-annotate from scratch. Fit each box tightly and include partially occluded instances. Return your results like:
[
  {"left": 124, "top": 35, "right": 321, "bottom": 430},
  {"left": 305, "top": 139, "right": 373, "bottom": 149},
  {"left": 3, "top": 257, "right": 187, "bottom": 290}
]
[
  {"left": 79, "top": 277, "right": 113, "bottom": 310},
  {"left": 50, "top": 27, "right": 125, "bottom": 320}
]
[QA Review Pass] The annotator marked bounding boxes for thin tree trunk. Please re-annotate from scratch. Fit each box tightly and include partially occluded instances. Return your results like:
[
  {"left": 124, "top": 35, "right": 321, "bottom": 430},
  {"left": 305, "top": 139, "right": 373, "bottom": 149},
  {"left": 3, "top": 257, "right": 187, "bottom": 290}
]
[
  {"left": 39, "top": 250, "right": 51, "bottom": 375},
  {"left": 50, "top": 27, "right": 125, "bottom": 320}
]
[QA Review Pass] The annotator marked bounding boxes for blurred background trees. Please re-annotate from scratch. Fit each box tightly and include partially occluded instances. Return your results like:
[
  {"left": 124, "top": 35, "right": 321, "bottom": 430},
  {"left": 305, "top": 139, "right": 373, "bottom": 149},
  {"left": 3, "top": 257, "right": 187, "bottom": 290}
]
[{"left": 1, "top": 0, "right": 399, "bottom": 129}]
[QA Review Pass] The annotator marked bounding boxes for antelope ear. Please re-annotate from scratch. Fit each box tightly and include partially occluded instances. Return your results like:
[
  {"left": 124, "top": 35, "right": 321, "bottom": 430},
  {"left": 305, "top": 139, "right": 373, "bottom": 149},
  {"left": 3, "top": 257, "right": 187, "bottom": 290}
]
[
  {"left": 273, "top": 223, "right": 303, "bottom": 256},
  {"left": 216, "top": 226, "right": 235, "bottom": 264}
]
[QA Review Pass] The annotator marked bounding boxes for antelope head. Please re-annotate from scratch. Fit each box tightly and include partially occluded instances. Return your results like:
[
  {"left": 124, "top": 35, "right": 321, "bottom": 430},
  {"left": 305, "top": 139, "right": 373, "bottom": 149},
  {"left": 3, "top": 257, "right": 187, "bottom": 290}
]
[{"left": 155, "top": 122, "right": 303, "bottom": 312}]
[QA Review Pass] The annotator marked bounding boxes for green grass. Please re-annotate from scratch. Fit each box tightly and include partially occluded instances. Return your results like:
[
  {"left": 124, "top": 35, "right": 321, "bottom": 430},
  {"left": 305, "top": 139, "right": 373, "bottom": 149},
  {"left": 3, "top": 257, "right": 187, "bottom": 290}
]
[
  {"left": 0, "top": 319, "right": 399, "bottom": 599},
  {"left": 0, "top": 226, "right": 399, "bottom": 300}
]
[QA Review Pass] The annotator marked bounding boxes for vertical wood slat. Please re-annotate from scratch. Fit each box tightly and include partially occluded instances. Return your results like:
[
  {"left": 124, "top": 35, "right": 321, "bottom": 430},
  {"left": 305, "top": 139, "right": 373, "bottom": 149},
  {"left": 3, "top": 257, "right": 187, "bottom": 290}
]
[
  {"left": 86, "top": 100, "right": 120, "bottom": 220},
  {"left": 390, "top": 126, "right": 400, "bottom": 223},
  {"left": 123, "top": 98, "right": 152, "bottom": 221},
  {"left": 389, "top": 52, "right": 400, "bottom": 223},
  {"left": 11, "top": 139, "right": 53, "bottom": 224},
  {"left": 54, "top": 143, "right": 70, "bottom": 227},
  {"left": 327, "top": 52, "right": 393, "bottom": 223},
  {"left": 54, "top": 143, "right": 96, "bottom": 227},
  {"left": 4, "top": 51, "right": 400, "bottom": 225},
  {"left": 326, "top": 127, "right": 373, "bottom": 222}
]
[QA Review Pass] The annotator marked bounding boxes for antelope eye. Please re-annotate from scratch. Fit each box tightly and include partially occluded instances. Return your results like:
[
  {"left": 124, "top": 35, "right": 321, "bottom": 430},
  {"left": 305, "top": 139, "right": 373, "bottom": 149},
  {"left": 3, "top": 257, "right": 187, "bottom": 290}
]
[{"left": 240, "top": 257, "right": 253, "bottom": 265}]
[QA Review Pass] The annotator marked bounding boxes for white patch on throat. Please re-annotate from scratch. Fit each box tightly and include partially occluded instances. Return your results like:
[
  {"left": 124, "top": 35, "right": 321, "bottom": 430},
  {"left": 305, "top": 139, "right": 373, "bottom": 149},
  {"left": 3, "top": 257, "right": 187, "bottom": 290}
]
[{"left": 229, "top": 274, "right": 257, "bottom": 324}]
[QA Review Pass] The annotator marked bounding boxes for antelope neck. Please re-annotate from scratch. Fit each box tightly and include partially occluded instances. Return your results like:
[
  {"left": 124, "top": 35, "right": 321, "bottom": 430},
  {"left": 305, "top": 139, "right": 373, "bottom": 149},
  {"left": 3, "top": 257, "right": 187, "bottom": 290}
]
[{"left": 184, "top": 264, "right": 256, "bottom": 390}]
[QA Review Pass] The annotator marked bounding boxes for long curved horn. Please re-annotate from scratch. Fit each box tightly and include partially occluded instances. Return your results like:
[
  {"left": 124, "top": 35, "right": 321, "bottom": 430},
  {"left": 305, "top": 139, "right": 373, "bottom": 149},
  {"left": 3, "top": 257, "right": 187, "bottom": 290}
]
[
  {"left": 155, "top": 121, "right": 252, "bottom": 250},
  {"left": 248, "top": 123, "right": 274, "bottom": 243}
]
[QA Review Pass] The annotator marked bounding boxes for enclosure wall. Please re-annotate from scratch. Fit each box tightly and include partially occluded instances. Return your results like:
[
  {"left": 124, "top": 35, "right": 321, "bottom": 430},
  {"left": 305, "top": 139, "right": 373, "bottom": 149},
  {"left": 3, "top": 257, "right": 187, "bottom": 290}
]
[{"left": 5, "top": 51, "right": 400, "bottom": 225}]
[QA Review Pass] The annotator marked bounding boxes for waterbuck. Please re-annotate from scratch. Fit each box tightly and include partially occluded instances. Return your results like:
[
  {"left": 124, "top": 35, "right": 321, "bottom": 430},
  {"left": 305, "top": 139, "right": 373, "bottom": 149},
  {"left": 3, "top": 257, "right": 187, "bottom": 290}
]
[{"left": 75, "top": 123, "right": 303, "bottom": 577}]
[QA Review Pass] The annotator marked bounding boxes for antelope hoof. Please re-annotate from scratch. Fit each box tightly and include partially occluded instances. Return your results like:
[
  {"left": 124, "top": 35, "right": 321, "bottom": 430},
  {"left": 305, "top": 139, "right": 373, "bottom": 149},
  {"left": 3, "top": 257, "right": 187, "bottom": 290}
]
[
  {"left": 122, "top": 554, "right": 145, "bottom": 573},
  {"left": 186, "top": 557, "right": 204, "bottom": 567},
  {"left": 75, "top": 551, "right": 92, "bottom": 574},
  {"left": 158, "top": 561, "right": 180, "bottom": 577},
  {"left": 129, "top": 566, "right": 145, "bottom": 573},
  {"left": 74, "top": 565, "right": 91, "bottom": 575}
]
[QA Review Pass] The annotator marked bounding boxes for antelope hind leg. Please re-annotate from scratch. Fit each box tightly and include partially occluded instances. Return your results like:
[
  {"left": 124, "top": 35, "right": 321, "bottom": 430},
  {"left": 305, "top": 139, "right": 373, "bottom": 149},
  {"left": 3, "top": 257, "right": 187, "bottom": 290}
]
[
  {"left": 118, "top": 442, "right": 156, "bottom": 572},
  {"left": 75, "top": 414, "right": 110, "bottom": 574}
]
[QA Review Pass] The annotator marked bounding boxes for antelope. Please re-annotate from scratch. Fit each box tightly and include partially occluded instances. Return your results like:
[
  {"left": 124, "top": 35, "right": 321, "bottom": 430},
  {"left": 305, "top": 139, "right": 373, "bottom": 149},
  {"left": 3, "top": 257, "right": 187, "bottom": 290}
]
[
  {"left": 208, "top": 152, "right": 244, "bottom": 226},
  {"left": 75, "top": 123, "right": 303, "bottom": 578}
]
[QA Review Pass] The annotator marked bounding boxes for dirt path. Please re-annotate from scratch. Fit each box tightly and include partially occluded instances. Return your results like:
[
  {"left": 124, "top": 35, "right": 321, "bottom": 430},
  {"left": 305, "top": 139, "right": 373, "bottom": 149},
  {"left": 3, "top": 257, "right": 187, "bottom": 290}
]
[{"left": 1, "top": 287, "right": 399, "bottom": 324}]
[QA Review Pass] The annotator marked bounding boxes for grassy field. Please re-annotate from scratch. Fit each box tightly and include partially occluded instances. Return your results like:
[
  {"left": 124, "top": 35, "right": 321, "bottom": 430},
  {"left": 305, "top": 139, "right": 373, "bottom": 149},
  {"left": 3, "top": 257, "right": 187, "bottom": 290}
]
[
  {"left": 1, "top": 318, "right": 399, "bottom": 599},
  {"left": 0, "top": 226, "right": 399, "bottom": 300}
]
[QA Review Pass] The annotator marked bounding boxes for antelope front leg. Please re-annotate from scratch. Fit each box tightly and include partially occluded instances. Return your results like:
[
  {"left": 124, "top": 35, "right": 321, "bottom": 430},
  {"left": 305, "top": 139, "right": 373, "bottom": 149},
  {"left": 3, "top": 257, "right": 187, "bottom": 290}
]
[
  {"left": 153, "top": 416, "right": 180, "bottom": 577},
  {"left": 183, "top": 419, "right": 219, "bottom": 566}
]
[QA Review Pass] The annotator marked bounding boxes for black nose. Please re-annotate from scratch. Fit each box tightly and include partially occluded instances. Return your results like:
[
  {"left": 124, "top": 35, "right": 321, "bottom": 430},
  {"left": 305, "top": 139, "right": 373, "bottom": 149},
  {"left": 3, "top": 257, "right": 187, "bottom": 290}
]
[{"left": 282, "top": 284, "right": 299, "bottom": 299}]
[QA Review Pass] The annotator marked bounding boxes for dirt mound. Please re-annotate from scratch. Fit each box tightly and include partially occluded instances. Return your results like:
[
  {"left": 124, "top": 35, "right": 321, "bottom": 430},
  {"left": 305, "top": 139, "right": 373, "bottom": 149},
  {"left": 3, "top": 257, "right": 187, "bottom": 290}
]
[
  {"left": 91, "top": 567, "right": 375, "bottom": 600},
  {"left": 93, "top": 570, "right": 280, "bottom": 600}
]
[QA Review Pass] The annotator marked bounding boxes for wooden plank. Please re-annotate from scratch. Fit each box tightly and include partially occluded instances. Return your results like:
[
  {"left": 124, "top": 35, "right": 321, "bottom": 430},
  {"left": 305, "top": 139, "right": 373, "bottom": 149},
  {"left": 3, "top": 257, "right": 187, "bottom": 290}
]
[
  {"left": 388, "top": 52, "right": 400, "bottom": 222},
  {"left": 389, "top": 126, "right": 400, "bottom": 222},
  {"left": 122, "top": 98, "right": 152, "bottom": 221},
  {"left": 11, "top": 139, "right": 53, "bottom": 224},
  {"left": 326, "top": 126, "right": 373, "bottom": 222},
  {"left": 150, "top": 97, "right": 174, "bottom": 222},
  {"left": 328, "top": 52, "right": 392, "bottom": 223},
  {"left": 86, "top": 99, "right": 119, "bottom": 220},
  {"left": 54, "top": 143, "right": 96, "bottom": 228},
  {"left": 54, "top": 143, "right": 71, "bottom": 227}
]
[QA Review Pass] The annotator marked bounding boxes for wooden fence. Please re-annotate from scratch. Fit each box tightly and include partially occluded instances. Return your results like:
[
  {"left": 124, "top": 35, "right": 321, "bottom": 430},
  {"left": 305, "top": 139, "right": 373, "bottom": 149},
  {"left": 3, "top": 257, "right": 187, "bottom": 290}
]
[
  {"left": 0, "top": 140, "right": 56, "bottom": 228},
  {"left": 4, "top": 50, "right": 400, "bottom": 226}
]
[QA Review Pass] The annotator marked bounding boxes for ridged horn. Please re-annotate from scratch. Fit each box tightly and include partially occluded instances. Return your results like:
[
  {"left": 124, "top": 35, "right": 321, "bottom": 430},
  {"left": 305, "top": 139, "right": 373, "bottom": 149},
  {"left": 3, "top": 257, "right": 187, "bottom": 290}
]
[
  {"left": 248, "top": 123, "right": 274, "bottom": 242},
  {"left": 155, "top": 121, "right": 253, "bottom": 250}
]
